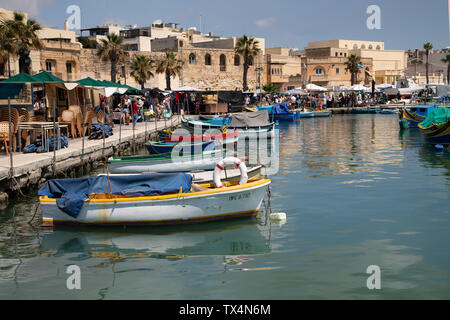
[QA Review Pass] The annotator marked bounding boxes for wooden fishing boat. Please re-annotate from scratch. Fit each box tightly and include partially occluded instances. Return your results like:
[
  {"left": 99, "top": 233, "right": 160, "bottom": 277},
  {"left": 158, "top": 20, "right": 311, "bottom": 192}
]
[
  {"left": 39, "top": 164, "right": 271, "bottom": 227},
  {"left": 108, "top": 150, "right": 227, "bottom": 174},
  {"left": 146, "top": 140, "right": 215, "bottom": 155},
  {"left": 165, "top": 130, "right": 239, "bottom": 143},
  {"left": 399, "top": 105, "right": 437, "bottom": 129},
  {"left": 181, "top": 112, "right": 276, "bottom": 136},
  {"left": 418, "top": 107, "right": 450, "bottom": 145},
  {"left": 299, "top": 110, "right": 315, "bottom": 118}
]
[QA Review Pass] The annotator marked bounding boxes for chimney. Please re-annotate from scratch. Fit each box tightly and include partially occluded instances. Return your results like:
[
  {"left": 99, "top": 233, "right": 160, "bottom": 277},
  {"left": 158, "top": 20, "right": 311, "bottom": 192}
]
[{"left": 64, "top": 21, "right": 69, "bottom": 31}]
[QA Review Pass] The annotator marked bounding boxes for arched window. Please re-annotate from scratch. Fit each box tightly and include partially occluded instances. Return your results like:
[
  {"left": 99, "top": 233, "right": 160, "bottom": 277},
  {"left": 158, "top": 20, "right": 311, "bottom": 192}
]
[
  {"left": 368, "top": 45, "right": 373, "bottom": 50},
  {"left": 376, "top": 45, "right": 381, "bottom": 50},
  {"left": 361, "top": 44, "right": 366, "bottom": 49},
  {"left": 189, "top": 53, "right": 196, "bottom": 65},
  {"left": 220, "top": 54, "right": 226, "bottom": 71},
  {"left": 234, "top": 55, "right": 240, "bottom": 66},
  {"left": 205, "top": 53, "right": 211, "bottom": 65}
]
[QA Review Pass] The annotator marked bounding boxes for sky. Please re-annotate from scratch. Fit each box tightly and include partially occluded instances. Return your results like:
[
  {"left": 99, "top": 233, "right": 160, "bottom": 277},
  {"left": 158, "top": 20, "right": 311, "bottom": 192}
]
[{"left": 0, "top": 0, "right": 448, "bottom": 51}]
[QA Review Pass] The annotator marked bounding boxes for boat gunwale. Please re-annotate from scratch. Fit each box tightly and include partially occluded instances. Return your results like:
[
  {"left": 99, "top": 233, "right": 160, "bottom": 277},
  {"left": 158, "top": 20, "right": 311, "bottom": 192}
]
[{"left": 40, "top": 179, "right": 272, "bottom": 204}]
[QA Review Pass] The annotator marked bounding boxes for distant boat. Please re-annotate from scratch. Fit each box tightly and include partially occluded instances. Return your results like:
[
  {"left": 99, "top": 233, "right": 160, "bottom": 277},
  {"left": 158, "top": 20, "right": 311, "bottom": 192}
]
[
  {"left": 352, "top": 108, "right": 380, "bottom": 114},
  {"left": 380, "top": 109, "right": 399, "bottom": 115},
  {"left": 108, "top": 150, "right": 226, "bottom": 174},
  {"left": 418, "top": 107, "right": 450, "bottom": 145},
  {"left": 399, "top": 105, "right": 437, "bottom": 129},
  {"left": 181, "top": 111, "right": 276, "bottom": 136},
  {"left": 146, "top": 140, "right": 215, "bottom": 155}
]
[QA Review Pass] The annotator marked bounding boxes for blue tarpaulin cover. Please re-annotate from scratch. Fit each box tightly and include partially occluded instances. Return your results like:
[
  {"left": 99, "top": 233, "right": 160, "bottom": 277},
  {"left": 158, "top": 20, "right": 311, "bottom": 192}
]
[
  {"left": 38, "top": 173, "right": 193, "bottom": 218},
  {"left": 272, "top": 103, "right": 291, "bottom": 115}
]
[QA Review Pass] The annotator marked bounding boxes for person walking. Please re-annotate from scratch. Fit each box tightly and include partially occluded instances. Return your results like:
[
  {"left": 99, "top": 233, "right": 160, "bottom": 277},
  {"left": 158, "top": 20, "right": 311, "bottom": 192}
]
[{"left": 132, "top": 97, "right": 139, "bottom": 130}]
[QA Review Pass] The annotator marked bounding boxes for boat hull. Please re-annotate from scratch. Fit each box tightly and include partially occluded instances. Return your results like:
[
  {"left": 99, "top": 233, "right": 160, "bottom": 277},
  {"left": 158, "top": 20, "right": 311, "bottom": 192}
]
[
  {"left": 40, "top": 180, "right": 271, "bottom": 227},
  {"left": 146, "top": 141, "right": 214, "bottom": 155},
  {"left": 420, "top": 123, "right": 450, "bottom": 145},
  {"left": 312, "top": 111, "right": 332, "bottom": 117}
]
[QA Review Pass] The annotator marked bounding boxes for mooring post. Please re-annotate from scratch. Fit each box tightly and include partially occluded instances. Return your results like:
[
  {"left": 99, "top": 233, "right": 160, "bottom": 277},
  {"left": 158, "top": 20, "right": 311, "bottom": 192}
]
[{"left": 7, "top": 97, "right": 14, "bottom": 178}]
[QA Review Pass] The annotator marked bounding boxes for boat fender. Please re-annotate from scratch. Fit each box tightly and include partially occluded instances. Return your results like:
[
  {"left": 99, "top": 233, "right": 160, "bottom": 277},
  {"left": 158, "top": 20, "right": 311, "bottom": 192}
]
[{"left": 214, "top": 157, "right": 248, "bottom": 188}]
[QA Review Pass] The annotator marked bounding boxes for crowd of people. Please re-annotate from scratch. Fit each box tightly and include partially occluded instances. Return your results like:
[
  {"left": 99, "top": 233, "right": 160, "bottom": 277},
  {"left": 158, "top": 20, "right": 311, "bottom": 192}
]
[{"left": 244, "top": 90, "right": 392, "bottom": 110}]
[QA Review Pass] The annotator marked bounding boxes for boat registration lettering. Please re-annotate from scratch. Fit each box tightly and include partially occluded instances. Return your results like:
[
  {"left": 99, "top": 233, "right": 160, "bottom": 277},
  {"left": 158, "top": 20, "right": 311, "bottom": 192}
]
[{"left": 229, "top": 193, "right": 251, "bottom": 201}]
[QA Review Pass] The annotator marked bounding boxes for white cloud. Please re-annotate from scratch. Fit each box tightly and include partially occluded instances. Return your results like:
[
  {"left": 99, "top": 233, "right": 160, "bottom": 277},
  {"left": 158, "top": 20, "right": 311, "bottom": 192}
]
[{"left": 255, "top": 17, "right": 277, "bottom": 29}]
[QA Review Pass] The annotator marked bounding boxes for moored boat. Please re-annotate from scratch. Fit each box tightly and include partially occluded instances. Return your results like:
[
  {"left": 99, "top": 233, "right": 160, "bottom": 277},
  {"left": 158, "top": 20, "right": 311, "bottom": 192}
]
[
  {"left": 108, "top": 150, "right": 229, "bottom": 174},
  {"left": 418, "top": 107, "right": 450, "bottom": 145},
  {"left": 312, "top": 110, "right": 332, "bottom": 118},
  {"left": 399, "top": 105, "right": 437, "bottom": 129},
  {"left": 146, "top": 140, "right": 215, "bottom": 155},
  {"left": 39, "top": 167, "right": 271, "bottom": 227}
]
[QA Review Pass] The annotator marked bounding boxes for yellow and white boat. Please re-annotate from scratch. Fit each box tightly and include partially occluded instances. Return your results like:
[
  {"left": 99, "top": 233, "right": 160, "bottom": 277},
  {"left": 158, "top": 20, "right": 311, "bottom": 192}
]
[{"left": 39, "top": 159, "right": 271, "bottom": 227}]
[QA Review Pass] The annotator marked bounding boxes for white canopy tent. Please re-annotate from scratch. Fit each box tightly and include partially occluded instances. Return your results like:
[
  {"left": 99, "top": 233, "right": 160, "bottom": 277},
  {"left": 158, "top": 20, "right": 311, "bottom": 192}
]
[{"left": 302, "top": 84, "right": 328, "bottom": 92}]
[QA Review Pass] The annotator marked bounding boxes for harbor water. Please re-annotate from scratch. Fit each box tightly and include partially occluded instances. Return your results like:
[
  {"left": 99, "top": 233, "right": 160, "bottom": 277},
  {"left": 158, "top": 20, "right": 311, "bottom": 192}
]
[{"left": 0, "top": 114, "right": 449, "bottom": 299}]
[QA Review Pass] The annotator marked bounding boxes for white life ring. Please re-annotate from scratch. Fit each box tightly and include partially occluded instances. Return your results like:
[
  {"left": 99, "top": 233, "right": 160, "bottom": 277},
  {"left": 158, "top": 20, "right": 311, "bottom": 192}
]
[{"left": 214, "top": 157, "right": 248, "bottom": 188}]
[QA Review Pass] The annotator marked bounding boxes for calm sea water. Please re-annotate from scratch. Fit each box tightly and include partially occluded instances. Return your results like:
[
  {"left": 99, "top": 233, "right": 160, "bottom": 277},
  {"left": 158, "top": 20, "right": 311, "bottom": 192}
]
[{"left": 1, "top": 114, "right": 449, "bottom": 300}]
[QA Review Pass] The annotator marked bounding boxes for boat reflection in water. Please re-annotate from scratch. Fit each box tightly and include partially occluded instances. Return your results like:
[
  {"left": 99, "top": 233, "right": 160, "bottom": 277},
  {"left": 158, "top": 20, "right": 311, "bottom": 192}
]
[{"left": 40, "top": 220, "right": 272, "bottom": 265}]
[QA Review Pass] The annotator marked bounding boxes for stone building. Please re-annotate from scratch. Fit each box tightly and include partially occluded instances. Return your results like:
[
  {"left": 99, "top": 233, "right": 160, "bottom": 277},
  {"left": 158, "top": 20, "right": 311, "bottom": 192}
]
[
  {"left": 405, "top": 49, "right": 449, "bottom": 85},
  {"left": 265, "top": 47, "right": 303, "bottom": 92},
  {"left": 303, "top": 40, "right": 406, "bottom": 86}
]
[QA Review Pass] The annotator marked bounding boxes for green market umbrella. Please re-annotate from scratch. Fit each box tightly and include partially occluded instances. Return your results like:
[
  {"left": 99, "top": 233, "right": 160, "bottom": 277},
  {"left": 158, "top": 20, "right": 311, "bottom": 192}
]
[{"left": 0, "top": 72, "right": 40, "bottom": 83}]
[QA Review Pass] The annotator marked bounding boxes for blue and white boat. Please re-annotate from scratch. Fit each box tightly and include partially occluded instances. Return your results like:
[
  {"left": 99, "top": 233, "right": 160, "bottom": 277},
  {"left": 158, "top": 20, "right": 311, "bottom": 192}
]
[
  {"left": 399, "top": 105, "right": 437, "bottom": 129},
  {"left": 146, "top": 140, "right": 215, "bottom": 155}
]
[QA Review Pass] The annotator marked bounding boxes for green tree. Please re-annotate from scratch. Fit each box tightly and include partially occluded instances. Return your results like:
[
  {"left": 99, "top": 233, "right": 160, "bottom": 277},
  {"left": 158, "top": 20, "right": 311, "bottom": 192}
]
[
  {"left": 262, "top": 83, "right": 279, "bottom": 95},
  {"left": 130, "top": 55, "right": 155, "bottom": 89},
  {"left": 235, "top": 35, "right": 260, "bottom": 92},
  {"left": 441, "top": 54, "right": 450, "bottom": 85},
  {"left": 0, "top": 12, "right": 42, "bottom": 74},
  {"left": 345, "top": 54, "right": 361, "bottom": 86},
  {"left": 155, "top": 51, "right": 183, "bottom": 91},
  {"left": 97, "top": 33, "right": 127, "bottom": 83},
  {"left": 423, "top": 42, "right": 433, "bottom": 84}
]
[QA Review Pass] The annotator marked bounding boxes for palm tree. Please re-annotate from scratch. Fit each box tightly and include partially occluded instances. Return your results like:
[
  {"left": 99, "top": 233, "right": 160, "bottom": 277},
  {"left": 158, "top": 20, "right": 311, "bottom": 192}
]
[
  {"left": 97, "top": 33, "right": 127, "bottom": 83},
  {"left": 130, "top": 55, "right": 155, "bottom": 89},
  {"left": 423, "top": 43, "right": 433, "bottom": 84},
  {"left": 345, "top": 54, "right": 361, "bottom": 86},
  {"left": 0, "top": 12, "right": 42, "bottom": 74},
  {"left": 155, "top": 52, "right": 183, "bottom": 91},
  {"left": 441, "top": 54, "right": 450, "bottom": 85},
  {"left": 235, "top": 35, "right": 260, "bottom": 92}
]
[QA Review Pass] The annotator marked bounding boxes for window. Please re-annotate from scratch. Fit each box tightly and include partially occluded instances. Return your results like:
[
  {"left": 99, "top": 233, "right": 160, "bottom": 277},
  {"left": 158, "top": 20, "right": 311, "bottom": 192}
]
[
  {"left": 45, "top": 60, "right": 54, "bottom": 72},
  {"left": 315, "top": 67, "right": 324, "bottom": 76},
  {"left": 361, "top": 44, "right": 366, "bottom": 49},
  {"left": 220, "top": 54, "right": 226, "bottom": 71},
  {"left": 234, "top": 55, "right": 240, "bottom": 66},
  {"left": 336, "top": 68, "right": 340, "bottom": 75},
  {"left": 179, "top": 41, "right": 184, "bottom": 48},
  {"left": 335, "top": 52, "right": 338, "bottom": 57},
  {"left": 248, "top": 56, "right": 253, "bottom": 66},
  {"left": 368, "top": 45, "right": 373, "bottom": 50},
  {"left": 66, "top": 62, "right": 73, "bottom": 74},
  {"left": 189, "top": 53, "right": 196, "bottom": 65},
  {"left": 205, "top": 53, "right": 211, "bottom": 66},
  {"left": 376, "top": 45, "right": 381, "bottom": 50},
  {"left": 0, "top": 62, "right": 5, "bottom": 76}
]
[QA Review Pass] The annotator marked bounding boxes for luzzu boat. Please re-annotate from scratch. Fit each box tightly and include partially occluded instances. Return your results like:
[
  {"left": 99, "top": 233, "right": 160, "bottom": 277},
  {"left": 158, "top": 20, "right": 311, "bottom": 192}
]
[
  {"left": 418, "top": 107, "right": 450, "bottom": 145},
  {"left": 399, "top": 105, "right": 437, "bottom": 129},
  {"left": 39, "top": 160, "right": 271, "bottom": 227}
]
